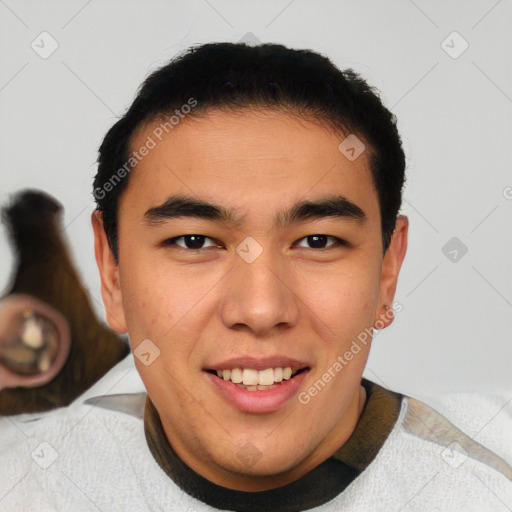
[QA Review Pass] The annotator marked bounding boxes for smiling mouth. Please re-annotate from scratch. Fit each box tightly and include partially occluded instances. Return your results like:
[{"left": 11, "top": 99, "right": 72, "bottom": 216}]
[{"left": 205, "top": 366, "right": 310, "bottom": 391}]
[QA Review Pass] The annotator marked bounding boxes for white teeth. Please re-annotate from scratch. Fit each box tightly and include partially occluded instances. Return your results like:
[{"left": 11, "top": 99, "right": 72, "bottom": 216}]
[
  {"left": 231, "top": 368, "right": 243, "bottom": 383},
  {"left": 213, "top": 366, "right": 301, "bottom": 385},
  {"left": 234, "top": 383, "right": 280, "bottom": 391},
  {"left": 242, "top": 368, "right": 259, "bottom": 385},
  {"left": 258, "top": 368, "right": 274, "bottom": 386}
]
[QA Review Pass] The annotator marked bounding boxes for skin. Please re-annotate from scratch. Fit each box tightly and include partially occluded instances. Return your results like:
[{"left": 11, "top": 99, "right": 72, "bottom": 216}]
[{"left": 92, "top": 108, "right": 408, "bottom": 491}]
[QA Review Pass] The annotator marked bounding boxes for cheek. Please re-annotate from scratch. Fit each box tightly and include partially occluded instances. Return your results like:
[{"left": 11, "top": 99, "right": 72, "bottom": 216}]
[
  {"left": 118, "top": 256, "right": 173, "bottom": 342},
  {"left": 118, "top": 254, "right": 215, "bottom": 354},
  {"left": 300, "top": 258, "right": 380, "bottom": 342}
]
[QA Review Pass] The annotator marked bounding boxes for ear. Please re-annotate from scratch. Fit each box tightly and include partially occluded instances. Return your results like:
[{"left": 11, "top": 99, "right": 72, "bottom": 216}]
[
  {"left": 373, "top": 215, "right": 408, "bottom": 329},
  {"left": 91, "top": 211, "right": 127, "bottom": 333}
]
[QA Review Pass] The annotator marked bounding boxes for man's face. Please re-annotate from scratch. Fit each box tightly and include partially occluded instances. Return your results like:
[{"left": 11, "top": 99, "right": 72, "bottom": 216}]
[{"left": 94, "top": 108, "right": 406, "bottom": 490}]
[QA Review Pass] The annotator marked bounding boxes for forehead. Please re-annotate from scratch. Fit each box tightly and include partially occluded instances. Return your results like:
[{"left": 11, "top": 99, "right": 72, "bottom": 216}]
[{"left": 121, "top": 109, "right": 379, "bottom": 227}]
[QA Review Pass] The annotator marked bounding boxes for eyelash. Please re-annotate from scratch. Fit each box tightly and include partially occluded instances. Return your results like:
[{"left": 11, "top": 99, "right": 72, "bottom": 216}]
[{"left": 160, "top": 234, "right": 350, "bottom": 251}]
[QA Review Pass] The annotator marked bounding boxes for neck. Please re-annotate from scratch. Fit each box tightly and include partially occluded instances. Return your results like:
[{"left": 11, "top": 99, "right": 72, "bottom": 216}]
[{"left": 162, "top": 384, "right": 367, "bottom": 492}]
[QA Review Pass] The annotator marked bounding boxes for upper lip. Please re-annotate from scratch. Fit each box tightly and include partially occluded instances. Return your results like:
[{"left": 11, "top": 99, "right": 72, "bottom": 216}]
[{"left": 205, "top": 356, "right": 310, "bottom": 371}]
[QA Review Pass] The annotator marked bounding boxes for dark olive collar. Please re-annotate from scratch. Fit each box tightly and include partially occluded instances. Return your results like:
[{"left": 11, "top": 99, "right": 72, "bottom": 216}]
[{"left": 144, "top": 379, "right": 402, "bottom": 512}]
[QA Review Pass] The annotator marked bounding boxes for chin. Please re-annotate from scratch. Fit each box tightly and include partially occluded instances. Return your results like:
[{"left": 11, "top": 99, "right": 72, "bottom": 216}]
[
  {"left": 222, "top": 436, "right": 307, "bottom": 478},
  {"left": 219, "top": 457, "right": 301, "bottom": 484}
]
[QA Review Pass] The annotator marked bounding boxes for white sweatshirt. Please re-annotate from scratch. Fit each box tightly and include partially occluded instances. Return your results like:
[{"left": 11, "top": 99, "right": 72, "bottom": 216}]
[{"left": 0, "top": 352, "right": 511, "bottom": 512}]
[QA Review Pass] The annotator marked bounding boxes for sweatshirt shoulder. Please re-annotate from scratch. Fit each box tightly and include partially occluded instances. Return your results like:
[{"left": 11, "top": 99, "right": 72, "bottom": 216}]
[
  {"left": 402, "top": 388, "right": 512, "bottom": 478},
  {"left": 331, "top": 388, "right": 512, "bottom": 512}
]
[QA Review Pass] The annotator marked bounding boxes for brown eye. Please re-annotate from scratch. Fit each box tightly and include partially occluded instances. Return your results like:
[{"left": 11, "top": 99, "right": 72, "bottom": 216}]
[
  {"left": 162, "top": 235, "right": 221, "bottom": 250},
  {"left": 295, "top": 235, "right": 348, "bottom": 249}
]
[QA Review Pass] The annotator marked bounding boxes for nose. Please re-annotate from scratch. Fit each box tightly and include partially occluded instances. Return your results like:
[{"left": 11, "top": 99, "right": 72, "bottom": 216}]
[{"left": 218, "top": 249, "right": 300, "bottom": 337}]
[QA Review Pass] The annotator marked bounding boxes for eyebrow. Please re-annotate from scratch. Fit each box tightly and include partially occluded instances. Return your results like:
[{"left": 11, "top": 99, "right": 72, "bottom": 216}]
[{"left": 144, "top": 194, "right": 366, "bottom": 228}]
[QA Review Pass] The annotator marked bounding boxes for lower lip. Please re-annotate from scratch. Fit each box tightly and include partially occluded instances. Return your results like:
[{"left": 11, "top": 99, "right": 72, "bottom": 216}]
[{"left": 204, "top": 370, "right": 309, "bottom": 414}]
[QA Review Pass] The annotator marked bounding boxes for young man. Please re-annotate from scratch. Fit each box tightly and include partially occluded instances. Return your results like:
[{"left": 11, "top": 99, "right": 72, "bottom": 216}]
[{"left": 1, "top": 42, "right": 511, "bottom": 511}]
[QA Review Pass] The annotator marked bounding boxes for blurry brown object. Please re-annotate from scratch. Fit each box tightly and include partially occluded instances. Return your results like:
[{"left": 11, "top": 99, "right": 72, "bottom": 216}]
[{"left": 0, "top": 190, "right": 129, "bottom": 415}]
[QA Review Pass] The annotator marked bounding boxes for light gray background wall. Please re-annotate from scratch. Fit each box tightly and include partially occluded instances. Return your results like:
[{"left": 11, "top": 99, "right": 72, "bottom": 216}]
[{"left": 1, "top": 0, "right": 511, "bottom": 400}]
